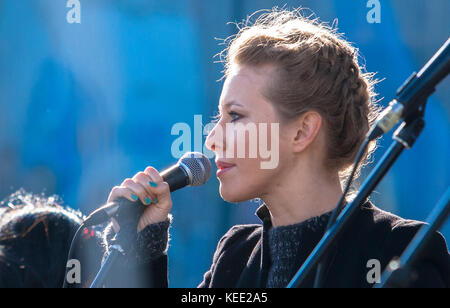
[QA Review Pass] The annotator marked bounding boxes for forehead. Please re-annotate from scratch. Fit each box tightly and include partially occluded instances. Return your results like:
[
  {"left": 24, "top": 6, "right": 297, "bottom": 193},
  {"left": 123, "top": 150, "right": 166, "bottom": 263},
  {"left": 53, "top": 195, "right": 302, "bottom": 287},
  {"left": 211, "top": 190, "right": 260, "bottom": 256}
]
[{"left": 219, "top": 65, "right": 274, "bottom": 109}]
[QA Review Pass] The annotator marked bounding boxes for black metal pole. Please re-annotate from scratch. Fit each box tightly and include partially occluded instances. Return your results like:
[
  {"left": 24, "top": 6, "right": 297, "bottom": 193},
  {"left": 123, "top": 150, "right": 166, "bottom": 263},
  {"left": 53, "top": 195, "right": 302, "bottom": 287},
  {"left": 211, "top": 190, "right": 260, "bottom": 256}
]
[
  {"left": 286, "top": 116, "right": 425, "bottom": 288},
  {"left": 90, "top": 244, "right": 124, "bottom": 288},
  {"left": 89, "top": 198, "right": 145, "bottom": 288}
]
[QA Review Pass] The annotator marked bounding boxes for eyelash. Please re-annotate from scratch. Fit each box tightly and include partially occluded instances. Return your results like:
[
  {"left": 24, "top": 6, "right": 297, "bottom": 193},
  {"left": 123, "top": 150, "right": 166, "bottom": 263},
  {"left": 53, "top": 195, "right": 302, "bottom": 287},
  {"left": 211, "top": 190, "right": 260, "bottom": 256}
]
[
  {"left": 229, "top": 111, "right": 242, "bottom": 122},
  {"left": 211, "top": 111, "right": 242, "bottom": 123}
]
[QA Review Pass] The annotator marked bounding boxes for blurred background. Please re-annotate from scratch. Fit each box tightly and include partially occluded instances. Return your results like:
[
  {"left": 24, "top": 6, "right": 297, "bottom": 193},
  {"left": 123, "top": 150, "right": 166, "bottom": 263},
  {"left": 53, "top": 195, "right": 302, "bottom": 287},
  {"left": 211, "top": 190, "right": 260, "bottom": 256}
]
[{"left": 0, "top": 0, "right": 448, "bottom": 287}]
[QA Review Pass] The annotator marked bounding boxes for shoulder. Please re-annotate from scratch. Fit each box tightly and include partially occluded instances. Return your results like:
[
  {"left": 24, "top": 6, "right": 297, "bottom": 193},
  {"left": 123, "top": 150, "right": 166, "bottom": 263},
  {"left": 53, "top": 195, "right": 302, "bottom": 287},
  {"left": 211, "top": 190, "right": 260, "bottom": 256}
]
[
  {"left": 362, "top": 201, "right": 444, "bottom": 235},
  {"left": 357, "top": 202, "right": 449, "bottom": 287},
  {"left": 357, "top": 202, "right": 448, "bottom": 249},
  {"left": 358, "top": 201, "right": 428, "bottom": 237},
  {"left": 368, "top": 203, "right": 448, "bottom": 258},
  {"left": 216, "top": 224, "right": 262, "bottom": 252}
]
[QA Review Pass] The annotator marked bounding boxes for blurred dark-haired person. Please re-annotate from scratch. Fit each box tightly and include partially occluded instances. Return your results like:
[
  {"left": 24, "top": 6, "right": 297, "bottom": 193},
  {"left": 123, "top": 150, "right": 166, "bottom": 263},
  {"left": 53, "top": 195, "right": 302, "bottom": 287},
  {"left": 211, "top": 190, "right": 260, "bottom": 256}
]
[
  {"left": 0, "top": 189, "right": 102, "bottom": 288},
  {"left": 98, "top": 9, "right": 450, "bottom": 288}
]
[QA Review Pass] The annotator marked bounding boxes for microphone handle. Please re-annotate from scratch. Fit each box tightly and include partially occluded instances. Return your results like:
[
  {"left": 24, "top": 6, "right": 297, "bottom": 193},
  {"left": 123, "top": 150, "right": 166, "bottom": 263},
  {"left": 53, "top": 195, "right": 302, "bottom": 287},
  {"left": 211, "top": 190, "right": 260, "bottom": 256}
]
[{"left": 161, "top": 164, "right": 190, "bottom": 192}]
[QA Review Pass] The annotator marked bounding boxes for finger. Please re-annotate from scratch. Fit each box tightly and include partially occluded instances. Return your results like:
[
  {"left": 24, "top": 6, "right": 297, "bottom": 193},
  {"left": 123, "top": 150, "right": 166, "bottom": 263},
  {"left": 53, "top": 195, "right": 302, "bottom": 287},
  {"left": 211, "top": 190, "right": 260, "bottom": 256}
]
[
  {"left": 144, "top": 166, "right": 164, "bottom": 183},
  {"left": 133, "top": 172, "right": 157, "bottom": 202},
  {"left": 122, "top": 179, "right": 153, "bottom": 205},
  {"left": 143, "top": 167, "right": 166, "bottom": 204},
  {"left": 107, "top": 185, "right": 141, "bottom": 203},
  {"left": 145, "top": 180, "right": 171, "bottom": 206}
]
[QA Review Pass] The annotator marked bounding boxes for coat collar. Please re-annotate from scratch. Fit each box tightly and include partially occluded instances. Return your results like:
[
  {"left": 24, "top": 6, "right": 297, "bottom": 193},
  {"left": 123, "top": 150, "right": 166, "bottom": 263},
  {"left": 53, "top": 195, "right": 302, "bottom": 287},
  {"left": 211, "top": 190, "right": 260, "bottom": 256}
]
[
  {"left": 235, "top": 204, "right": 272, "bottom": 288},
  {"left": 249, "top": 201, "right": 360, "bottom": 287},
  {"left": 255, "top": 204, "right": 271, "bottom": 225}
]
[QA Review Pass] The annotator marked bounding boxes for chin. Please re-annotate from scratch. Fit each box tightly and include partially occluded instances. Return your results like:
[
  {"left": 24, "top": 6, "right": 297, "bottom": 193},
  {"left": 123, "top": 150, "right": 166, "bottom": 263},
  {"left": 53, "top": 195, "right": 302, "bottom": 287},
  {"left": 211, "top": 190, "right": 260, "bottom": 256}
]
[{"left": 218, "top": 181, "right": 256, "bottom": 203}]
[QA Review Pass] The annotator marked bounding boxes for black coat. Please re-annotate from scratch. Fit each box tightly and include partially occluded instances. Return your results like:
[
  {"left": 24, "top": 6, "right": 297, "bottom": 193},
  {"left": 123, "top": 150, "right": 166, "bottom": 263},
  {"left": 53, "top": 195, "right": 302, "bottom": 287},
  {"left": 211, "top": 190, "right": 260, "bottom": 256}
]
[{"left": 104, "top": 201, "right": 450, "bottom": 288}]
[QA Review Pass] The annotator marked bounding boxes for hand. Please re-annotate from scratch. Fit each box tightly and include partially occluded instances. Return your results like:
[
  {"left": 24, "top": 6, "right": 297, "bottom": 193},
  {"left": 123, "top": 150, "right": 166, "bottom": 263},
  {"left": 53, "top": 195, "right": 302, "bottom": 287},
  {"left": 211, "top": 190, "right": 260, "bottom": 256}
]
[{"left": 106, "top": 167, "right": 172, "bottom": 232}]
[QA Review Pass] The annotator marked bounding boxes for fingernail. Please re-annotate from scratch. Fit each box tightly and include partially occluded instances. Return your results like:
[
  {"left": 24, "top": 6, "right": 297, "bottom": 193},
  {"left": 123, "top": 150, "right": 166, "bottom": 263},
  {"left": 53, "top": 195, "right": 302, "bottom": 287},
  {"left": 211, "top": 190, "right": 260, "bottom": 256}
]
[
  {"left": 131, "top": 194, "right": 138, "bottom": 201},
  {"left": 153, "top": 198, "right": 158, "bottom": 204},
  {"left": 145, "top": 197, "right": 151, "bottom": 205},
  {"left": 149, "top": 181, "right": 158, "bottom": 187}
]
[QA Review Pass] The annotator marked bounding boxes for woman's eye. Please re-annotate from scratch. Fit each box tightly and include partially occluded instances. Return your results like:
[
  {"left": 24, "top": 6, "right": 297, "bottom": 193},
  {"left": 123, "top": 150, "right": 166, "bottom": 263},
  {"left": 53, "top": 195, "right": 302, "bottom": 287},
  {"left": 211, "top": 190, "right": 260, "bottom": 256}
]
[
  {"left": 211, "top": 111, "right": 242, "bottom": 123},
  {"left": 229, "top": 111, "right": 242, "bottom": 123}
]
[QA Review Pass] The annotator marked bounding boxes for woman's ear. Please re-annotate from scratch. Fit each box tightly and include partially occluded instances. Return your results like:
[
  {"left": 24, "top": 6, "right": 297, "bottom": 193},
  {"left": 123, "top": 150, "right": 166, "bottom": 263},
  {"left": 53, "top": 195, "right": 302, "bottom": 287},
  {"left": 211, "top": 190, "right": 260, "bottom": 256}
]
[{"left": 291, "top": 111, "right": 323, "bottom": 153}]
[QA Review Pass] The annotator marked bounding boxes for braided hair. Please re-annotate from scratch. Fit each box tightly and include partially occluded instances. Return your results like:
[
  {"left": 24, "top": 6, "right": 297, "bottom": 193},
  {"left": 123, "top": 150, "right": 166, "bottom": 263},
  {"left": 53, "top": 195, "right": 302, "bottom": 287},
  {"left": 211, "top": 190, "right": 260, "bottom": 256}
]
[{"left": 221, "top": 8, "right": 380, "bottom": 182}]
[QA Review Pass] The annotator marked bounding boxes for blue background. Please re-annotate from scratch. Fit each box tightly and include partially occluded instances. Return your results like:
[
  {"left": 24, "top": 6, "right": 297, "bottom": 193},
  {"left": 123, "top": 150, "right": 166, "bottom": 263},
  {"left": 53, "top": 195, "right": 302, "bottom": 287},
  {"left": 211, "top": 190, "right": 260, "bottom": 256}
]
[{"left": 0, "top": 0, "right": 449, "bottom": 287}]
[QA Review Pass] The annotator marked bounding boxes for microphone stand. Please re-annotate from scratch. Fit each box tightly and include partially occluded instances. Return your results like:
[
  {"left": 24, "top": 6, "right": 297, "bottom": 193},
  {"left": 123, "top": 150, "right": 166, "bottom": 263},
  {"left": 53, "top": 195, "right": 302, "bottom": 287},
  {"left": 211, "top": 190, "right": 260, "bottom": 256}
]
[
  {"left": 375, "top": 187, "right": 450, "bottom": 288},
  {"left": 306, "top": 38, "right": 449, "bottom": 288},
  {"left": 90, "top": 198, "right": 145, "bottom": 288},
  {"left": 288, "top": 36, "right": 450, "bottom": 288},
  {"left": 286, "top": 101, "right": 428, "bottom": 288}
]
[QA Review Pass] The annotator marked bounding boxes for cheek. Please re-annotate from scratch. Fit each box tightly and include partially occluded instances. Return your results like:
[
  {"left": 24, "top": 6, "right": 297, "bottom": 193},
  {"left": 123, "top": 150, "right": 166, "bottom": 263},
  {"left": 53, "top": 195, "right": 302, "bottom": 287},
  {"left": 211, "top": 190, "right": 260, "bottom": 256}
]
[
  {"left": 219, "top": 121, "right": 287, "bottom": 202},
  {"left": 220, "top": 148, "right": 285, "bottom": 203},
  {"left": 224, "top": 122, "right": 275, "bottom": 159},
  {"left": 219, "top": 159, "right": 280, "bottom": 203}
]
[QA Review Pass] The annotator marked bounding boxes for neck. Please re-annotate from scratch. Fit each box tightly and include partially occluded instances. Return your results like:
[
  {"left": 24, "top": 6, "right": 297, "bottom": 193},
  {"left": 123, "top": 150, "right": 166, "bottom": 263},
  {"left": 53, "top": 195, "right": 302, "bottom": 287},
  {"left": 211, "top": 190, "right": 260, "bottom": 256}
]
[{"left": 261, "top": 165, "right": 342, "bottom": 227}]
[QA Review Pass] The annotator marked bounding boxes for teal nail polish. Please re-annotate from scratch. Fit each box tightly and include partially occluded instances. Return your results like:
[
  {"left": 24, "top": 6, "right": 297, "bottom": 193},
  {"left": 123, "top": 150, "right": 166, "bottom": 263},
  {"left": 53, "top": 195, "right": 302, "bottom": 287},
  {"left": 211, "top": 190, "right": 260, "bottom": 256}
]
[
  {"left": 131, "top": 194, "right": 138, "bottom": 201},
  {"left": 149, "top": 181, "right": 158, "bottom": 187},
  {"left": 153, "top": 198, "right": 158, "bottom": 204},
  {"left": 145, "top": 197, "right": 151, "bottom": 205}
]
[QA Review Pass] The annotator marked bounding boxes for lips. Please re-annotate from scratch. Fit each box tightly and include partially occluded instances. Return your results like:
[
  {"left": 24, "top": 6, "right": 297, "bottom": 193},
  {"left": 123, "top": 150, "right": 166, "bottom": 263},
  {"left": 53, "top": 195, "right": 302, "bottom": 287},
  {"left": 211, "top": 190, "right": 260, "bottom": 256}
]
[
  {"left": 216, "top": 160, "right": 235, "bottom": 169},
  {"left": 215, "top": 160, "right": 236, "bottom": 177}
]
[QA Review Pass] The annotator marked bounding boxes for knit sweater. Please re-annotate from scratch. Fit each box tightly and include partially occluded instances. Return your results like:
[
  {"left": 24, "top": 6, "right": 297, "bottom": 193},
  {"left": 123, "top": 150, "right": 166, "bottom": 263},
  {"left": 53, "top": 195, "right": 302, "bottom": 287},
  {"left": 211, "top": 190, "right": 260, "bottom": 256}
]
[{"left": 266, "top": 211, "right": 332, "bottom": 288}]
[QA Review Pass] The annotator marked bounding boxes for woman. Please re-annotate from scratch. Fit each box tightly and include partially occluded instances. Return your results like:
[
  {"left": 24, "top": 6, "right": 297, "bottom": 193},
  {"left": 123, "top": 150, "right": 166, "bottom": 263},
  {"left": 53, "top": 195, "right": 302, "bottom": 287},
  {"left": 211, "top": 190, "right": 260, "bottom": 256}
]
[{"left": 101, "top": 9, "right": 449, "bottom": 288}]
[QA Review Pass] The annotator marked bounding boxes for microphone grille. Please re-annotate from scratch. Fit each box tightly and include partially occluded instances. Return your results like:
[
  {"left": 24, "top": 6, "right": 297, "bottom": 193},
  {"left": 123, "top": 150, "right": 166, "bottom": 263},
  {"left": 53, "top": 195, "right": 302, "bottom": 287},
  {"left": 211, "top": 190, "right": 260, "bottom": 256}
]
[{"left": 179, "top": 152, "right": 212, "bottom": 186}]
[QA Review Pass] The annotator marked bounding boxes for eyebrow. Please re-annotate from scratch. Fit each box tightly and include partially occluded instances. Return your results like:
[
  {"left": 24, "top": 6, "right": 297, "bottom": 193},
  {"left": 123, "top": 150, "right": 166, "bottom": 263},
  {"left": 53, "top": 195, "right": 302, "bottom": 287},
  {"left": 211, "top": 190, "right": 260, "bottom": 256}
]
[{"left": 219, "top": 101, "right": 244, "bottom": 110}]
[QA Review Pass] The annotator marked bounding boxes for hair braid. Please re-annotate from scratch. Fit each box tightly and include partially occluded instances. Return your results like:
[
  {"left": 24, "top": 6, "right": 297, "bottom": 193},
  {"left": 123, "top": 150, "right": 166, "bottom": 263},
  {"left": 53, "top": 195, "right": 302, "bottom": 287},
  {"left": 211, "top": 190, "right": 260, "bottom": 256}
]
[{"left": 221, "top": 8, "right": 381, "bottom": 182}]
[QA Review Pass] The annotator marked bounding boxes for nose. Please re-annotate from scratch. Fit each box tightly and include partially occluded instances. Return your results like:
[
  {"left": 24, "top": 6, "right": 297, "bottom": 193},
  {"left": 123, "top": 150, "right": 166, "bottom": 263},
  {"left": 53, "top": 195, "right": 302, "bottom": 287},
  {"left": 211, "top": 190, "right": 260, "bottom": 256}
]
[{"left": 205, "top": 122, "right": 223, "bottom": 154}]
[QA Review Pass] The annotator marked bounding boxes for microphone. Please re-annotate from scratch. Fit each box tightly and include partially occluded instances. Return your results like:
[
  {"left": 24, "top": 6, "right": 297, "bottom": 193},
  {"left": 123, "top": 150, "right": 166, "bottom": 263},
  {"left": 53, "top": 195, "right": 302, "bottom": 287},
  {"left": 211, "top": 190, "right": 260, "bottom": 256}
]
[
  {"left": 367, "top": 37, "right": 450, "bottom": 141},
  {"left": 83, "top": 152, "right": 212, "bottom": 227}
]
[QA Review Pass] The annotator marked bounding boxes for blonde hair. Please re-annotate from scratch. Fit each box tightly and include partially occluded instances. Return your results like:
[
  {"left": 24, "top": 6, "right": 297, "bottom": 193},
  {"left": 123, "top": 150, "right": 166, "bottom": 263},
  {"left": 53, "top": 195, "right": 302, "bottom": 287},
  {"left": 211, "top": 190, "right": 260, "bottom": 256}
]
[{"left": 219, "top": 8, "right": 380, "bottom": 181}]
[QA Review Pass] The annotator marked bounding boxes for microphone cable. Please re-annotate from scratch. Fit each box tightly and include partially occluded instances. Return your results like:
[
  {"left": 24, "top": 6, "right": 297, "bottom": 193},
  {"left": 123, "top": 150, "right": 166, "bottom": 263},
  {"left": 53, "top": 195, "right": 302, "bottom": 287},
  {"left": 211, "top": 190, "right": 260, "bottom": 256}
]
[
  {"left": 62, "top": 222, "right": 85, "bottom": 288},
  {"left": 312, "top": 138, "right": 371, "bottom": 288}
]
